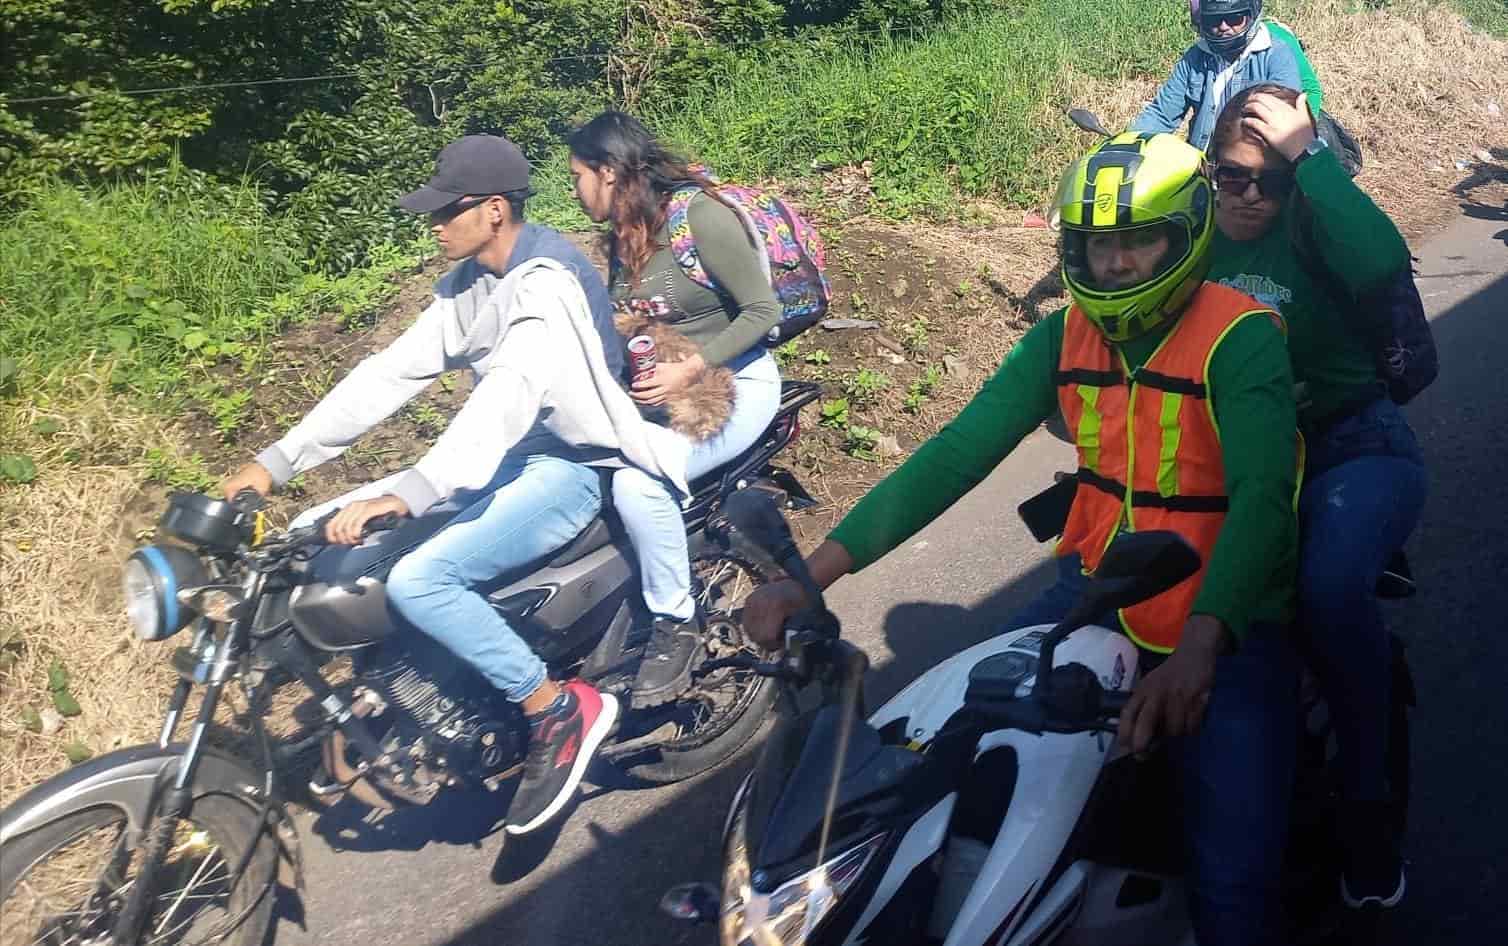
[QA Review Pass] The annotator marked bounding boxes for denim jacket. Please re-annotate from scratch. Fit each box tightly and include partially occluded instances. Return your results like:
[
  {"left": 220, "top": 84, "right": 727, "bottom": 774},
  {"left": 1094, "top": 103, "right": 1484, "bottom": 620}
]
[{"left": 1130, "top": 24, "right": 1302, "bottom": 152}]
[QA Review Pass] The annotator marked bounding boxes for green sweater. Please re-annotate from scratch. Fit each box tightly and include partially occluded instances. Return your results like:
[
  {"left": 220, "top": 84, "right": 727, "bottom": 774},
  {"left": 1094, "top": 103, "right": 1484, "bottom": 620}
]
[
  {"left": 611, "top": 192, "right": 781, "bottom": 367},
  {"left": 1207, "top": 147, "right": 1408, "bottom": 426},
  {"left": 829, "top": 302, "right": 1298, "bottom": 643},
  {"left": 1265, "top": 19, "right": 1323, "bottom": 112}
]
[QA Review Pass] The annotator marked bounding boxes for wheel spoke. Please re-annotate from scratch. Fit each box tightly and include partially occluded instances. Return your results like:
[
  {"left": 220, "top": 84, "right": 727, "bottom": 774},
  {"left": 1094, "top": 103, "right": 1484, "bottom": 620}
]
[{"left": 4, "top": 814, "right": 247, "bottom": 946}]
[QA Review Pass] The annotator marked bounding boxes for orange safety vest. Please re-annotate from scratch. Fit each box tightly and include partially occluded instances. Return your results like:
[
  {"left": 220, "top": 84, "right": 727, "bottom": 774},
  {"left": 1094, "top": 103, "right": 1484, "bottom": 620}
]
[{"left": 1056, "top": 283, "right": 1291, "bottom": 652}]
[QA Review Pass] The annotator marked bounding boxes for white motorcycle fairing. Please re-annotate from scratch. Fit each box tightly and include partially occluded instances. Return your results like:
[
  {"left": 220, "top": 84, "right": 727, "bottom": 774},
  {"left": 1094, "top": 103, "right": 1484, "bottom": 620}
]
[{"left": 848, "top": 622, "right": 1143, "bottom": 946}]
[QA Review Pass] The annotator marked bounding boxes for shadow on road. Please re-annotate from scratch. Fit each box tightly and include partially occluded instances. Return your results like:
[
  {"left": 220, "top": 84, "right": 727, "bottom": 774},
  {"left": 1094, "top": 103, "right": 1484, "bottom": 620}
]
[
  {"left": 400, "top": 556, "right": 1058, "bottom": 946},
  {"left": 1387, "top": 270, "right": 1508, "bottom": 944}
]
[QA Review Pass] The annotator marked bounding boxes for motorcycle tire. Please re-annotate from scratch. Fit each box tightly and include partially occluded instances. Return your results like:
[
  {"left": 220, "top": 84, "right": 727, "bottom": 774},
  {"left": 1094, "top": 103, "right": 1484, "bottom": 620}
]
[
  {"left": 0, "top": 793, "right": 277, "bottom": 946},
  {"left": 609, "top": 542, "right": 781, "bottom": 785}
]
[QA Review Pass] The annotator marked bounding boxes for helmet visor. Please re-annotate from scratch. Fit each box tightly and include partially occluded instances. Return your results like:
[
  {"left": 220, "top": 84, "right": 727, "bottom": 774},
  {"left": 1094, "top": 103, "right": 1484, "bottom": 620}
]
[{"left": 1063, "top": 222, "right": 1192, "bottom": 295}]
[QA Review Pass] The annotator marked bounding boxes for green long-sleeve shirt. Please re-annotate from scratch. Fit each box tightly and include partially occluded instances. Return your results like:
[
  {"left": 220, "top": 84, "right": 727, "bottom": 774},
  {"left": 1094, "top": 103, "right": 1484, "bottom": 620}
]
[
  {"left": 1265, "top": 19, "right": 1324, "bottom": 112},
  {"left": 829, "top": 302, "right": 1298, "bottom": 643},
  {"left": 1207, "top": 146, "right": 1408, "bottom": 426}
]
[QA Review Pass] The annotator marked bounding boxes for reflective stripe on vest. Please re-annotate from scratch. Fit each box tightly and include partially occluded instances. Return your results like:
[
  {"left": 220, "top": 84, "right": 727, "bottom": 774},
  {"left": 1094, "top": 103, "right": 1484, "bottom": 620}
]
[{"left": 1055, "top": 283, "right": 1287, "bottom": 652}]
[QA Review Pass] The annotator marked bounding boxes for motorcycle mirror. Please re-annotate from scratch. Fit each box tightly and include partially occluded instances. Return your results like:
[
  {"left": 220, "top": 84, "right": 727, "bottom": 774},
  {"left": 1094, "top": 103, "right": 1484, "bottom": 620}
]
[
  {"left": 659, "top": 882, "right": 719, "bottom": 924},
  {"left": 1036, "top": 531, "right": 1200, "bottom": 693},
  {"left": 1067, "top": 107, "right": 1113, "bottom": 138},
  {"left": 1085, "top": 530, "right": 1201, "bottom": 612}
]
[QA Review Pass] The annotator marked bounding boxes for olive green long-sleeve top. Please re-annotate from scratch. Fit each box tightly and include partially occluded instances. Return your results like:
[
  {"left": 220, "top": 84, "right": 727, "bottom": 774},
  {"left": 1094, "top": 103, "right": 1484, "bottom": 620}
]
[
  {"left": 828, "top": 303, "right": 1299, "bottom": 643},
  {"left": 611, "top": 192, "right": 781, "bottom": 367}
]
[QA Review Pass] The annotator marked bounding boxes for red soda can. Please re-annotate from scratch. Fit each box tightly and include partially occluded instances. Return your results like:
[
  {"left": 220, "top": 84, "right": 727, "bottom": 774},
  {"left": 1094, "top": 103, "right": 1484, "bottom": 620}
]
[{"left": 628, "top": 335, "right": 657, "bottom": 383}]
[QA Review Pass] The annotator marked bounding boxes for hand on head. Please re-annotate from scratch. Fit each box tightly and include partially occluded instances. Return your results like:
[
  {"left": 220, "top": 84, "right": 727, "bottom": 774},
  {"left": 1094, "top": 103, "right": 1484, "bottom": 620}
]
[{"left": 1240, "top": 91, "right": 1316, "bottom": 163}]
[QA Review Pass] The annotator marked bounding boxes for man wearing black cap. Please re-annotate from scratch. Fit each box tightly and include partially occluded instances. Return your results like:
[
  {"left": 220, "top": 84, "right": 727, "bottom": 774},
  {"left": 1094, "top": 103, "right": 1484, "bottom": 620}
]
[{"left": 222, "top": 134, "right": 691, "bottom": 835}]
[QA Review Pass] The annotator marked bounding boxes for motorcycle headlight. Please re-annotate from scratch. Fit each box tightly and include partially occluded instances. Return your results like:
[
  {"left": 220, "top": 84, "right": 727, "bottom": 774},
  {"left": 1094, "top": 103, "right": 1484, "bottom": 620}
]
[
  {"left": 720, "top": 805, "right": 886, "bottom": 946},
  {"left": 123, "top": 545, "right": 207, "bottom": 641}
]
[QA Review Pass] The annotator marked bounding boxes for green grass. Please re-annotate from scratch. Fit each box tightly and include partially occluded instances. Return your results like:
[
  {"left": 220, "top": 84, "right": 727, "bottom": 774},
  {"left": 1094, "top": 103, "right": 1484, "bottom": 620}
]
[
  {"left": 1443, "top": 0, "right": 1508, "bottom": 35},
  {"left": 0, "top": 165, "right": 417, "bottom": 400},
  {"left": 647, "top": 2, "right": 1188, "bottom": 215}
]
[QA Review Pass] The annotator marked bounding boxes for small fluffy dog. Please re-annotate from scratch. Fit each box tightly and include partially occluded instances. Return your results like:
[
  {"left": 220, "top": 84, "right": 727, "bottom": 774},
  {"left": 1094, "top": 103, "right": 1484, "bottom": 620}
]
[{"left": 614, "top": 304, "right": 736, "bottom": 442}]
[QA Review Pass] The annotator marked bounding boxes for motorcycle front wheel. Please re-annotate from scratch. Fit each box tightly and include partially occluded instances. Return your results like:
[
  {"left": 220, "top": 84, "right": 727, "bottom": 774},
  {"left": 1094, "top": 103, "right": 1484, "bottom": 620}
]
[{"left": 0, "top": 793, "right": 276, "bottom": 946}]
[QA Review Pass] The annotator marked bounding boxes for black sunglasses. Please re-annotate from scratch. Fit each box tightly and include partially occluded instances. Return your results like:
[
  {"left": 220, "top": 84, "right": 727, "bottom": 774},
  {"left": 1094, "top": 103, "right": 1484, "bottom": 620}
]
[
  {"left": 1212, "top": 165, "right": 1295, "bottom": 200},
  {"left": 1202, "top": 12, "right": 1250, "bottom": 30},
  {"left": 429, "top": 195, "right": 495, "bottom": 223}
]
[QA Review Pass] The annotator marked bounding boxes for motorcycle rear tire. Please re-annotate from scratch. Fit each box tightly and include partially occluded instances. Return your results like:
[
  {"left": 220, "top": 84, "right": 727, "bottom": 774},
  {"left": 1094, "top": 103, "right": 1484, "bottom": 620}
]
[{"left": 610, "top": 545, "right": 781, "bottom": 785}]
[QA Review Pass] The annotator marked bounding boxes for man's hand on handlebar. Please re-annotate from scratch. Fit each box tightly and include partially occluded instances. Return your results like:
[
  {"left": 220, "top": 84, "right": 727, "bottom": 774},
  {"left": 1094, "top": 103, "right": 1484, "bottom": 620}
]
[
  {"left": 1116, "top": 615, "right": 1231, "bottom": 754},
  {"left": 743, "top": 580, "right": 810, "bottom": 651},
  {"left": 326, "top": 495, "right": 410, "bottom": 546},
  {"left": 222, "top": 462, "right": 273, "bottom": 502},
  {"left": 741, "top": 539, "right": 857, "bottom": 651}
]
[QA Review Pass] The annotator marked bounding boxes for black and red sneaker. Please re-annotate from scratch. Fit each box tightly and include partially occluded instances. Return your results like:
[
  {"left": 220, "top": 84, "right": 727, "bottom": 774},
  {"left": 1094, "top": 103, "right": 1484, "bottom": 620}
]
[{"left": 504, "top": 681, "right": 619, "bottom": 836}]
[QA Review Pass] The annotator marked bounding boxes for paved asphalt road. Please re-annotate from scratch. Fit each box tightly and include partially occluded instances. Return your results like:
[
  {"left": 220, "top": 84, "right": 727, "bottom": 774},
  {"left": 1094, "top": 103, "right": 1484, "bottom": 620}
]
[{"left": 276, "top": 205, "right": 1508, "bottom": 946}]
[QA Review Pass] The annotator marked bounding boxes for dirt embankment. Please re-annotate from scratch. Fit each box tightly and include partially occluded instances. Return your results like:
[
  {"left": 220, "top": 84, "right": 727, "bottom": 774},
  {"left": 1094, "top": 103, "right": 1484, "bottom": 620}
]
[{"left": 2, "top": 0, "right": 1504, "bottom": 805}]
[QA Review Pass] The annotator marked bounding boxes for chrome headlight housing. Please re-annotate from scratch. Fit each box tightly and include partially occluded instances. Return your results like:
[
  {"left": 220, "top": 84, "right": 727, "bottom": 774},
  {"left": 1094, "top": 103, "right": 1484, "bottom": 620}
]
[
  {"left": 123, "top": 545, "right": 207, "bottom": 641},
  {"left": 720, "top": 804, "right": 887, "bottom": 946}
]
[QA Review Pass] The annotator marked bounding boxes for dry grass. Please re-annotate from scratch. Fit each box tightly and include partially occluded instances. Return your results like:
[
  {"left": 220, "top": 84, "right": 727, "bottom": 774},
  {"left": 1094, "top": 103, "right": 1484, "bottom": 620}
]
[
  {"left": 1285, "top": 0, "right": 1508, "bottom": 236},
  {"left": 0, "top": 363, "right": 184, "bottom": 806}
]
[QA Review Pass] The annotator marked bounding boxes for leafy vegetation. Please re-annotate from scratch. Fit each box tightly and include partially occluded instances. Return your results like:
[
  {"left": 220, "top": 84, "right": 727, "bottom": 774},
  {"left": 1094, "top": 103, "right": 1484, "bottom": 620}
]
[
  {"left": 655, "top": 0, "right": 1187, "bottom": 213},
  {"left": 0, "top": 167, "right": 413, "bottom": 401}
]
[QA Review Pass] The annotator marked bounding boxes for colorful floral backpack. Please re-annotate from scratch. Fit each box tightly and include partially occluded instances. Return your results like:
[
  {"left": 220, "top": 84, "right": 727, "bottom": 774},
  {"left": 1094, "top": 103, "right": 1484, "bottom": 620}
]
[{"left": 665, "top": 171, "right": 832, "bottom": 344}]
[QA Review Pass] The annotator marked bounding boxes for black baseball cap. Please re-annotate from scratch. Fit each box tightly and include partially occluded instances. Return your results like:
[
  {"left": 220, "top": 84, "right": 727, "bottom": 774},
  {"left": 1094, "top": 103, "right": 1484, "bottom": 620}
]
[{"left": 396, "top": 135, "right": 532, "bottom": 214}]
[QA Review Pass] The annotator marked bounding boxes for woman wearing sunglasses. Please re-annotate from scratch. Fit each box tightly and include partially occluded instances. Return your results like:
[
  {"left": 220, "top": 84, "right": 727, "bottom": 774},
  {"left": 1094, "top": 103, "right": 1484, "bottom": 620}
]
[{"left": 1206, "top": 83, "right": 1425, "bottom": 913}]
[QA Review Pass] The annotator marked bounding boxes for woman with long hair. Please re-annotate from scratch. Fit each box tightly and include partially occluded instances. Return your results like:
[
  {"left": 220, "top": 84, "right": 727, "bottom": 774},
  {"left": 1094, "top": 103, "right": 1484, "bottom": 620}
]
[
  {"left": 1205, "top": 83, "right": 1426, "bottom": 911},
  {"left": 568, "top": 110, "right": 783, "bottom": 708}
]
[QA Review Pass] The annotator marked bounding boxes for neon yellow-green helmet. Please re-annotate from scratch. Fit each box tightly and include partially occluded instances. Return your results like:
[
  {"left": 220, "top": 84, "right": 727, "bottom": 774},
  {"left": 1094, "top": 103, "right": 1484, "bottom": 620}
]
[{"left": 1053, "top": 133, "right": 1214, "bottom": 342}]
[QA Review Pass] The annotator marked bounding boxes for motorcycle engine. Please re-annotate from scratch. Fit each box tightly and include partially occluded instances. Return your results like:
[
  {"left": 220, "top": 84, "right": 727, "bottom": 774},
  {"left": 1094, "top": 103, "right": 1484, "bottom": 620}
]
[{"left": 349, "top": 635, "right": 527, "bottom": 801}]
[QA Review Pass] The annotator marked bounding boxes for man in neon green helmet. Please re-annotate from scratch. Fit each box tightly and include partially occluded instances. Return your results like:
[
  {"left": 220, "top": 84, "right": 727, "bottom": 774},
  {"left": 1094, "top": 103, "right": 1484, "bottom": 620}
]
[{"left": 745, "top": 133, "right": 1302, "bottom": 944}]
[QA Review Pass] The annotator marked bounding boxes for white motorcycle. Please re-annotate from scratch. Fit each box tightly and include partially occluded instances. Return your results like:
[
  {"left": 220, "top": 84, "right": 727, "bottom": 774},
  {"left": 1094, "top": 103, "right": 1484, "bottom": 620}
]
[{"left": 664, "top": 484, "right": 1413, "bottom": 946}]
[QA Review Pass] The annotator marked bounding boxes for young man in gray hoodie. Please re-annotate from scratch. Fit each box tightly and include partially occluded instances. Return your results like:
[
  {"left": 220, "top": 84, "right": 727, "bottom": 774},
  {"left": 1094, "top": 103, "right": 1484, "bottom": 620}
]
[{"left": 222, "top": 135, "right": 690, "bottom": 836}]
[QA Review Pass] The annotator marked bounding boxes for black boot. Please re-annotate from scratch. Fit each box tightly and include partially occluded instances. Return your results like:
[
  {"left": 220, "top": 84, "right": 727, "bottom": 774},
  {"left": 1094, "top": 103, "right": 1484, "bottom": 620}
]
[{"left": 632, "top": 612, "right": 705, "bottom": 709}]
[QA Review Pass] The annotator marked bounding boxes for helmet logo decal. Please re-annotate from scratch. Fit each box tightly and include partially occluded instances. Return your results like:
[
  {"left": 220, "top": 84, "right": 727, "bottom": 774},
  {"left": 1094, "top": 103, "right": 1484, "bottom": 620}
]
[{"left": 1095, "top": 192, "right": 1114, "bottom": 215}]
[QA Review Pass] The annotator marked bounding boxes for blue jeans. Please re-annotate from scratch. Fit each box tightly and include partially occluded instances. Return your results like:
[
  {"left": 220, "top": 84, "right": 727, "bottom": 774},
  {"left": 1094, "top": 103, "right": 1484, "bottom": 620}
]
[
  {"left": 1299, "top": 398, "right": 1426, "bottom": 802},
  {"left": 376, "top": 455, "right": 604, "bottom": 702},
  {"left": 612, "top": 351, "right": 782, "bottom": 621},
  {"left": 1003, "top": 556, "right": 1298, "bottom": 946}
]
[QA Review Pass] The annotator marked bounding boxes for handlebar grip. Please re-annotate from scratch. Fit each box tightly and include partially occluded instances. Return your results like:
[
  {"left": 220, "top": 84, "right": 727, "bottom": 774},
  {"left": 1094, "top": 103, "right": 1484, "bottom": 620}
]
[
  {"left": 362, "top": 513, "right": 402, "bottom": 535},
  {"left": 232, "top": 487, "right": 267, "bottom": 512}
]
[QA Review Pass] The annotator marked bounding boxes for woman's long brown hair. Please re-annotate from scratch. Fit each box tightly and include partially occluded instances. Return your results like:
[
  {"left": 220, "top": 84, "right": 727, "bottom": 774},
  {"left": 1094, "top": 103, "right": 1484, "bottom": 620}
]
[{"left": 567, "top": 111, "right": 723, "bottom": 285}]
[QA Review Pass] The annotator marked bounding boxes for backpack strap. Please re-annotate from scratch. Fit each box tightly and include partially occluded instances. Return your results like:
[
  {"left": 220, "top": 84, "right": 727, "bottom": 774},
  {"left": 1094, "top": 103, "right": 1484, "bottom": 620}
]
[{"left": 665, "top": 186, "right": 772, "bottom": 295}]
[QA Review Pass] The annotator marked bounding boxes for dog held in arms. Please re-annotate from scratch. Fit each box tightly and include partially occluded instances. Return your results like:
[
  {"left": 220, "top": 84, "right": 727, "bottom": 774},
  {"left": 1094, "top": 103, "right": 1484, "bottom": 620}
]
[{"left": 615, "top": 303, "right": 736, "bottom": 442}]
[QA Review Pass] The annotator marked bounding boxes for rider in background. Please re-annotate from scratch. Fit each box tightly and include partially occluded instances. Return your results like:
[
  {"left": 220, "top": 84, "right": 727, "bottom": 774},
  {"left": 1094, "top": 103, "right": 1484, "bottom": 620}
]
[
  {"left": 1205, "top": 83, "right": 1423, "bottom": 910},
  {"left": 220, "top": 135, "right": 689, "bottom": 837},
  {"left": 745, "top": 134, "right": 1301, "bottom": 946},
  {"left": 568, "top": 112, "right": 784, "bottom": 709},
  {"left": 1131, "top": 0, "right": 1301, "bottom": 151}
]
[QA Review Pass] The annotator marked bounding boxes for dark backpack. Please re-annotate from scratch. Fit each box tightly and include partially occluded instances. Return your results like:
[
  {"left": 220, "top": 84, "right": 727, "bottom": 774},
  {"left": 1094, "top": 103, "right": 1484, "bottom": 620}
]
[
  {"left": 1292, "top": 205, "right": 1438, "bottom": 404},
  {"left": 1314, "top": 110, "right": 1364, "bottom": 178}
]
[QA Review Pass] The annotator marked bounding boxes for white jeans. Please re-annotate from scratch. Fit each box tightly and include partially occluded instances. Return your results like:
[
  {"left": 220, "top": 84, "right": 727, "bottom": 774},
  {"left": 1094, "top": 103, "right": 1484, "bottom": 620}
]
[{"left": 612, "top": 351, "right": 782, "bottom": 620}]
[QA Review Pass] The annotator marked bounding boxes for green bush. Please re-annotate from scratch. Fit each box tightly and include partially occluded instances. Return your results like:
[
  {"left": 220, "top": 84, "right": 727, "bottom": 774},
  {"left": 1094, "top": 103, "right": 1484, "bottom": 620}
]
[
  {"left": 653, "top": 2, "right": 1186, "bottom": 213},
  {"left": 0, "top": 166, "right": 414, "bottom": 398}
]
